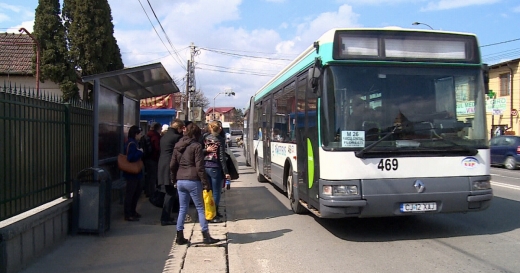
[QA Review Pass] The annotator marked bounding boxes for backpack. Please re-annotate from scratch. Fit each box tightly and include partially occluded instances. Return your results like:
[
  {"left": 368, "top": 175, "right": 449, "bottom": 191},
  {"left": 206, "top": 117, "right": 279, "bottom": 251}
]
[{"left": 139, "top": 134, "right": 154, "bottom": 159}]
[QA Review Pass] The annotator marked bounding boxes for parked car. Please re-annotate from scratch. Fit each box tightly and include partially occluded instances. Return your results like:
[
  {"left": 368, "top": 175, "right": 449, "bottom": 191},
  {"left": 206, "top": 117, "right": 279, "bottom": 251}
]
[
  {"left": 230, "top": 130, "right": 243, "bottom": 147},
  {"left": 490, "top": 135, "right": 520, "bottom": 170}
]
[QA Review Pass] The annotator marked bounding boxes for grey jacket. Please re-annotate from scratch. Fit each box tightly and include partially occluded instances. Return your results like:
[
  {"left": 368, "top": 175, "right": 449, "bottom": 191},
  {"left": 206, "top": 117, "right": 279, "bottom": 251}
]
[{"left": 169, "top": 136, "right": 209, "bottom": 187}]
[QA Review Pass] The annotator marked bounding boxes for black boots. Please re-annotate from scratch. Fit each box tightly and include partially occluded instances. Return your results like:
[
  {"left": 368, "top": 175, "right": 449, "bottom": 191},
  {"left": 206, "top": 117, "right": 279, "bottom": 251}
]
[
  {"left": 176, "top": 230, "right": 189, "bottom": 245},
  {"left": 202, "top": 230, "right": 220, "bottom": 244},
  {"left": 216, "top": 206, "right": 223, "bottom": 218}
]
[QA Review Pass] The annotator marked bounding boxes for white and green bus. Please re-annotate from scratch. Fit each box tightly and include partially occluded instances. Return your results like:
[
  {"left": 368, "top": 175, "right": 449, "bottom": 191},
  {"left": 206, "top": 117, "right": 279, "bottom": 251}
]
[{"left": 244, "top": 27, "right": 493, "bottom": 218}]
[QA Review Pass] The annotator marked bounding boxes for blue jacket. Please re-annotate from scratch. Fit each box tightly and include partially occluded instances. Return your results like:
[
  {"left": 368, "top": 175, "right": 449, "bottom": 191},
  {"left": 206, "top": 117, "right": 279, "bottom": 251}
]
[{"left": 123, "top": 138, "right": 144, "bottom": 180}]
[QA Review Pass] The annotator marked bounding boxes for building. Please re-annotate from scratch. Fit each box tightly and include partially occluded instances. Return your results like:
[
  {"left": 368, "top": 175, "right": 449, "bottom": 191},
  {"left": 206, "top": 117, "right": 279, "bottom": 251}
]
[
  {"left": 0, "top": 33, "right": 61, "bottom": 96},
  {"left": 206, "top": 107, "right": 236, "bottom": 127},
  {"left": 487, "top": 58, "right": 520, "bottom": 137}
]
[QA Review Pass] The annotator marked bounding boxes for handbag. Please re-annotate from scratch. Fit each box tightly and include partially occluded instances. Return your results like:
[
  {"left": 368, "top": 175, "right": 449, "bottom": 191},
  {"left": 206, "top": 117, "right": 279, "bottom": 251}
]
[
  {"left": 149, "top": 189, "right": 165, "bottom": 208},
  {"left": 203, "top": 190, "right": 217, "bottom": 220},
  {"left": 225, "top": 149, "right": 239, "bottom": 180},
  {"left": 118, "top": 142, "right": 144, "bottom": 174}
]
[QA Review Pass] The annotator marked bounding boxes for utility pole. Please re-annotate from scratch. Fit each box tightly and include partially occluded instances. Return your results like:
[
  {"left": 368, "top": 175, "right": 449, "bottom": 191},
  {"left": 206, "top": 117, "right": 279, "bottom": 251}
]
[{"left": 186, "top": 42, "right": 197, "bottom": 121}]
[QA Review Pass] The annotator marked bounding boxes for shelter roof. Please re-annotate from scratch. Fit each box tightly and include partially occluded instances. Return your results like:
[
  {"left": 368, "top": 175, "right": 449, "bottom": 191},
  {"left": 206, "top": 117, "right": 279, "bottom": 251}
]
[{"left": 82, "top": 62, "right": 179, "bottom": 100}]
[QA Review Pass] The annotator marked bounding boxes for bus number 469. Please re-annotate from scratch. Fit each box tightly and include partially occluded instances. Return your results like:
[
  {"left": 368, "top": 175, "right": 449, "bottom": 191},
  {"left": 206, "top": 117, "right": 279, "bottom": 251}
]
[{"left": 378, "top": 159, "right": 398, "bottom": 171}]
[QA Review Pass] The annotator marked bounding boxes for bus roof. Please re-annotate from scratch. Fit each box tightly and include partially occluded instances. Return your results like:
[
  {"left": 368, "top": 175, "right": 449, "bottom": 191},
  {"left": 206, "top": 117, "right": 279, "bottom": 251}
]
[{"left": 252, "top": 27, "right": 479, "bottom": 101}]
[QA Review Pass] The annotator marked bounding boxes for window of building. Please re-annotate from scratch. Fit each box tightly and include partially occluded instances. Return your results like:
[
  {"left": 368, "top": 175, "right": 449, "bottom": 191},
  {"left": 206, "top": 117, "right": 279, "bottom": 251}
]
[{"left": 500, "top": 73, "right": 510, "bottom": 96}]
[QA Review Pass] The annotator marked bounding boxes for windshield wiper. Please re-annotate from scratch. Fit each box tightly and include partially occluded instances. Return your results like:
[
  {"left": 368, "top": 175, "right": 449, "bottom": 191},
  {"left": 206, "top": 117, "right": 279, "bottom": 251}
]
[
  {"left": 355, "top": 126, "right": 397, "bottom": 158},
  {"left": 430, "top": 138, "right": 478, "bottom": 155}
]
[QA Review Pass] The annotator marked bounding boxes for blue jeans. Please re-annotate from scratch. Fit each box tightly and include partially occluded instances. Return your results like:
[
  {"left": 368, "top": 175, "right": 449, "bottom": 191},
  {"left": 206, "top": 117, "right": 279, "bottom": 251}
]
[
  {"left": 176, "top": 180, "right": 208, "bottom": 232},
  {"left": 205, "top": 167, "right": 223, "bottom": 207}
]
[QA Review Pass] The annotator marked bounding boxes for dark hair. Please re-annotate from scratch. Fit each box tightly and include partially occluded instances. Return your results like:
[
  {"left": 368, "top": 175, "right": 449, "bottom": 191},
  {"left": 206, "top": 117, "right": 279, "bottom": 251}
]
[
  {"left": 128, "top": 125, "right": 141, "bottom": 139},
  {"left": 185, "top": 123, "right": 201, "bottom": 140},
  {"left": 151, "top": 122, "right": 161, "bottom": 131}
]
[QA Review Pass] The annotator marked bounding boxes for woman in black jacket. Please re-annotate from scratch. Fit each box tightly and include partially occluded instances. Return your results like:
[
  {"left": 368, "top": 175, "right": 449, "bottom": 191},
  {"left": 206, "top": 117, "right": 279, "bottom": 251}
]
[
  {"left": 170, "top": 123, "right": 219, "bottom": 245},
  {"left": 157, "top": 119, "right": 184, "bottom": 225}
]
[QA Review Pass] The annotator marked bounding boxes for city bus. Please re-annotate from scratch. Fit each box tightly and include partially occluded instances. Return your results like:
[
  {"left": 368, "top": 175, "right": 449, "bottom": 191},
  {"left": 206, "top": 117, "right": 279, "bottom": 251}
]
[{"left": 244, "top": 27, "right": 493, "bottom": 218}]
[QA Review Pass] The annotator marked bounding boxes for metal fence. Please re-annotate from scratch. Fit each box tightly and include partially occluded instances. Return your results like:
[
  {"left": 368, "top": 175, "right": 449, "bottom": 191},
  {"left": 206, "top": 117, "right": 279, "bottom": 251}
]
[{"left": 0, "top": 83, "right": 93, "bottom": 221}]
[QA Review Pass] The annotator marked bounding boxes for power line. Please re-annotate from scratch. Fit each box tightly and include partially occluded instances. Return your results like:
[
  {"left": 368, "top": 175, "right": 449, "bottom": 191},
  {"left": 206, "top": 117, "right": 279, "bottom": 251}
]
[
  {"left": 198, "top": 67, "right": 276, "bottom": 77},
  {"left": 198, "top": 62, "right": 280, "bottom": 74},
  {"left": 145, "top": 0, "right": 186, "bottom": 69},
  {"left": 200, "top": 47, "right": 293, "bottom": 61},
  {"left": 481, "top": 38, "right": 520, "bottom": 48},
  {"left": 137, "top": 0, "right": 186, "bottom": 70}
]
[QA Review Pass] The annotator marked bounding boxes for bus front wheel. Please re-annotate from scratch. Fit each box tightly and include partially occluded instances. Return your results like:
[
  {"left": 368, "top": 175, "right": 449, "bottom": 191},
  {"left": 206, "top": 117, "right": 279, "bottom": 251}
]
[{"left": 287, "top": 165, "right": 305, "bottom": 214}]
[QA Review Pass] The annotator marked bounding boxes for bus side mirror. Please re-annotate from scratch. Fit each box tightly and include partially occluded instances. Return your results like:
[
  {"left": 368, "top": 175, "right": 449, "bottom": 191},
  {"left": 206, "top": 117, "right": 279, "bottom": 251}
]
[
  {"left": 308, "top": 58, "right": 322, "bottom": 93},
  {"left": 483, "top": 64, "right": 489, "bottom": 94}
]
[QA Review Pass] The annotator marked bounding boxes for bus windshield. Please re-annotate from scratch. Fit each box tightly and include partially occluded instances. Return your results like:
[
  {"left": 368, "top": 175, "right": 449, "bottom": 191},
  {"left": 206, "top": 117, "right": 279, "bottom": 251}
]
[{"left": 321, "top": 65, "right": 488, "bottom": 154}]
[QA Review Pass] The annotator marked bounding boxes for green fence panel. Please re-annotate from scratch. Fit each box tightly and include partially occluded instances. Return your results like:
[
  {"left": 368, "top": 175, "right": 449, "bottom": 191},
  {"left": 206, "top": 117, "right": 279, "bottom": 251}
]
[{"left": 0, "top": 83, "right": 93, "bottom": 221}]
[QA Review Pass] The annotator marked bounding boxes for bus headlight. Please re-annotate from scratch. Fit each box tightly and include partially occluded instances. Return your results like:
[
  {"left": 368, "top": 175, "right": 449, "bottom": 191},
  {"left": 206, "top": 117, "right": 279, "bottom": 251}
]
[
  {"left": 322, "top": 185, "right": 358, "bottom": 196},
  {"left": 472, "top": 181, "right": 491, "bottom": 190}
]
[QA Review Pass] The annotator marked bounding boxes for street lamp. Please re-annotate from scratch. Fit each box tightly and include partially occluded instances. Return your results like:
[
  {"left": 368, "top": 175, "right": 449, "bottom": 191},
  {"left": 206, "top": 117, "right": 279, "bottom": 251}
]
[
  {"left": 19, "top": 28, "right": 40, "bottom": 95},
  {"left": 213, "top": 89, "right": 235, "bottom": 120},
  {"left": 412, "top": 22, "right": 434, "bottom": 30}
]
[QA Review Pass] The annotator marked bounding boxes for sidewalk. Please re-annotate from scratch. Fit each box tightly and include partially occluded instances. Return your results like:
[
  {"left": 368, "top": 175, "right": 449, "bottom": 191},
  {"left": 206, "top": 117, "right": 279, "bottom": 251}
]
[{"left": 19, "top": 190, "right": 229, "bottom": 273}]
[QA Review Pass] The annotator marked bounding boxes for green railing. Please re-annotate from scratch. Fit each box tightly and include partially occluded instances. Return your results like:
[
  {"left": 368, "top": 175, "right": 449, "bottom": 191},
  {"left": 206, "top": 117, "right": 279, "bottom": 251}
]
[{"left": 0, "top": 83, "right": 93, "bottom": 221}]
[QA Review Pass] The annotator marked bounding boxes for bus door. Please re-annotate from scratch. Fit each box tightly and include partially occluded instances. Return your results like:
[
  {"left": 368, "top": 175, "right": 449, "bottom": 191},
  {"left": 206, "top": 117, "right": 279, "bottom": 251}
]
[
  {"left": 305, "top": 79, "right": 320, "bottom": 207},
  {"left": 295, "top": 75, "right": 320, "bottom": 208},
  {"left": 263, "top": 97, "right": 272, "bottom": 179},
  {"left": 295, "top": 77, "right": 309, "bottom": 202}
]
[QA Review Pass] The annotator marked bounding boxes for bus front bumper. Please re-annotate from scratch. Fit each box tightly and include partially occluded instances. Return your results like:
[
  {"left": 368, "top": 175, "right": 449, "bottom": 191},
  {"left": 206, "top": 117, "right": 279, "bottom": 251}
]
[{"left": 318, "top": 177, "right": 493, "bottom": 218}]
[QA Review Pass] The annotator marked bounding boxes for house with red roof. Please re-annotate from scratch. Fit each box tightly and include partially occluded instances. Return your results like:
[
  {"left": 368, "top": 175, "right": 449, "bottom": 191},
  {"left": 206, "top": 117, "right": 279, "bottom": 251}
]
[
  {"left": 0, "top": 33, "right": 81, "bottom": 97},
  {"left": 205, "top": 106, "right": 236, "bottom": 125}
]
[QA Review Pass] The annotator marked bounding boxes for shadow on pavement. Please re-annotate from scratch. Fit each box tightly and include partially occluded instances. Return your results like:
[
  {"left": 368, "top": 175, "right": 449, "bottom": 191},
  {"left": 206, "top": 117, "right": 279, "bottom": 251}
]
[
  {"left": 228, "top": 229, "right": 292, "bottom": 244},
  {"left": 316, "top": 196, "right": 520, "bottom": 242},
  {"left": 226, "top": 186, "right": 293, "bottom": 221}
]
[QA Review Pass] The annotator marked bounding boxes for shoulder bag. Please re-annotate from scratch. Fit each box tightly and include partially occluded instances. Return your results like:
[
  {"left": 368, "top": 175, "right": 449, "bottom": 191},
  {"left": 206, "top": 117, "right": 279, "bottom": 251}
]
[{"left": 118, "top": 142, "right": 144, "bottom": 174}]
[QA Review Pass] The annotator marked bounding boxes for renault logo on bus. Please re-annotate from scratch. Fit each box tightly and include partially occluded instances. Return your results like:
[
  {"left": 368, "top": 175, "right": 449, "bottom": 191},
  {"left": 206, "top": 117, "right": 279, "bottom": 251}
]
[{"left": 414, "top": 180, "right": 425, "bottom": 193}]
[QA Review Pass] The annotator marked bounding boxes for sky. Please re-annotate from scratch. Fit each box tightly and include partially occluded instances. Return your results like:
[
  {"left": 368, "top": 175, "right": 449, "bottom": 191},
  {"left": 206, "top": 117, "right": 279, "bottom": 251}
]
[{"left": 1, "top": 0, "right": 520, "bottom": 110}]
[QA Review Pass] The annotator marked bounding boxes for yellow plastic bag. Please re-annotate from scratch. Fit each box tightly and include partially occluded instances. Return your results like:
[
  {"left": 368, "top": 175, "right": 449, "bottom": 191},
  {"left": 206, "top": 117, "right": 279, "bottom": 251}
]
[{"left": 203, "top": 190, "right": 216, "bottom": 220}]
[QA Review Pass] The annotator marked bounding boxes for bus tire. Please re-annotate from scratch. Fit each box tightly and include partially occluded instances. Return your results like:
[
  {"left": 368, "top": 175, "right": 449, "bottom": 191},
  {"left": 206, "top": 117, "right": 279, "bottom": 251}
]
[
  {"left": 287, "top": 165, "right": 305, "bottom": 214},
  {"left": 256, "top": 156, "right": 267, "bottom": 182}
]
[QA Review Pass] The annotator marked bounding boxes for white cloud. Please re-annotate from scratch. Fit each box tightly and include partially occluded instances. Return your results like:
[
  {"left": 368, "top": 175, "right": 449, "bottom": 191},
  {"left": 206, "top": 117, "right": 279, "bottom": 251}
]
[
  {"left": 4, "top": 20, "right": 33, "bottom": 33},
  {"left": 0, "top": 13, "right": 9, "bottom": 22},
  {"left": 0, "top": 3, "right": 21, "bottom": 13},
  {"left": 289, "top": 4, "right": 361, "bottom": 53},
  {"left": 513, "top": 5, "right": 520, "bottom": 12},
  {"left": 112, "top": 2, "right": 362, "bottom": 109},
  {"left": 421, "top": 0, "right": 500, "bottom": 11}
]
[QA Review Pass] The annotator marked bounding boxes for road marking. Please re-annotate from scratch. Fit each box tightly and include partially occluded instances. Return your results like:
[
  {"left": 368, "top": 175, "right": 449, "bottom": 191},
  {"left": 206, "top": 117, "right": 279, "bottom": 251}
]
[
  {"left": 491, "top": 181, "right": 520, "bottom": 191},
  {"left": 492, "top": 173, "right": 520, "bottom": 180}
]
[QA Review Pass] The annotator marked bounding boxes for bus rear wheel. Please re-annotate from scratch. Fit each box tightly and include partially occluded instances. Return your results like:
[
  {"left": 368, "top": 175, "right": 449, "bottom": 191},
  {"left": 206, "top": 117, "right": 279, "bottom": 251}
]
[{"left": 287, "top": 165, "right": 305, "bottom": 214}]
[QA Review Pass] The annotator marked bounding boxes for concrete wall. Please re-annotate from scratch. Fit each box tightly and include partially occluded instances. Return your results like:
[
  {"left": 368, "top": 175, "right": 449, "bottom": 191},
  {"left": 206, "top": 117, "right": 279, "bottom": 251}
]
[{"left": 0, "top": 199, "right": 71, "bottom": 273}]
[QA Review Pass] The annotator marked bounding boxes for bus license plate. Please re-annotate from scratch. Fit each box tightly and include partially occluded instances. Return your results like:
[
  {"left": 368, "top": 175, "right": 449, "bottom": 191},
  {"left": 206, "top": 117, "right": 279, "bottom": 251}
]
[{"left": 400, "top": 202, "right": 437, "bottom": 212}]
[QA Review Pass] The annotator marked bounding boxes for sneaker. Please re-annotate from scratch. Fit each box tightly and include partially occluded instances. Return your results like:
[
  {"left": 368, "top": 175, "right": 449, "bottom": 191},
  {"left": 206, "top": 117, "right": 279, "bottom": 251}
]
[
  {"left": 185, "top": 214, "right": 192, "bottom": 223},
  {"left": 209, "top": 217, "right": 222, "bottom": 223}
]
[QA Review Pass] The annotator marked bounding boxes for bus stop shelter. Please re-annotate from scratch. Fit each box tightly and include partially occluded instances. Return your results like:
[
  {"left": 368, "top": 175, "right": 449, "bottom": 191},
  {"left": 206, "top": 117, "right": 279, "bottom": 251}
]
[{"left": 82, "top": 62, "right": 180, "bottom": 183}]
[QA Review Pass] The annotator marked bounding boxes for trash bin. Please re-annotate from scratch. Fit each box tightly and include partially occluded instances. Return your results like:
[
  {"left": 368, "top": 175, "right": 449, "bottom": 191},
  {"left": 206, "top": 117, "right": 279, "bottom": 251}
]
[{"left": 72, "top": 167, "right": 112, "bottom": 235}]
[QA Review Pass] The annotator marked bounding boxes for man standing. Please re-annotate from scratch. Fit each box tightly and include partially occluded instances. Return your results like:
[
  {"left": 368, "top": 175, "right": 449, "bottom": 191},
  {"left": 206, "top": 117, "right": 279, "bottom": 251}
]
[
  {"left": 157, "top": 119, "right": 184, "bottom": 226},
  {"left": 143, "top": 122, "right": 161, "bottom": 197}
]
